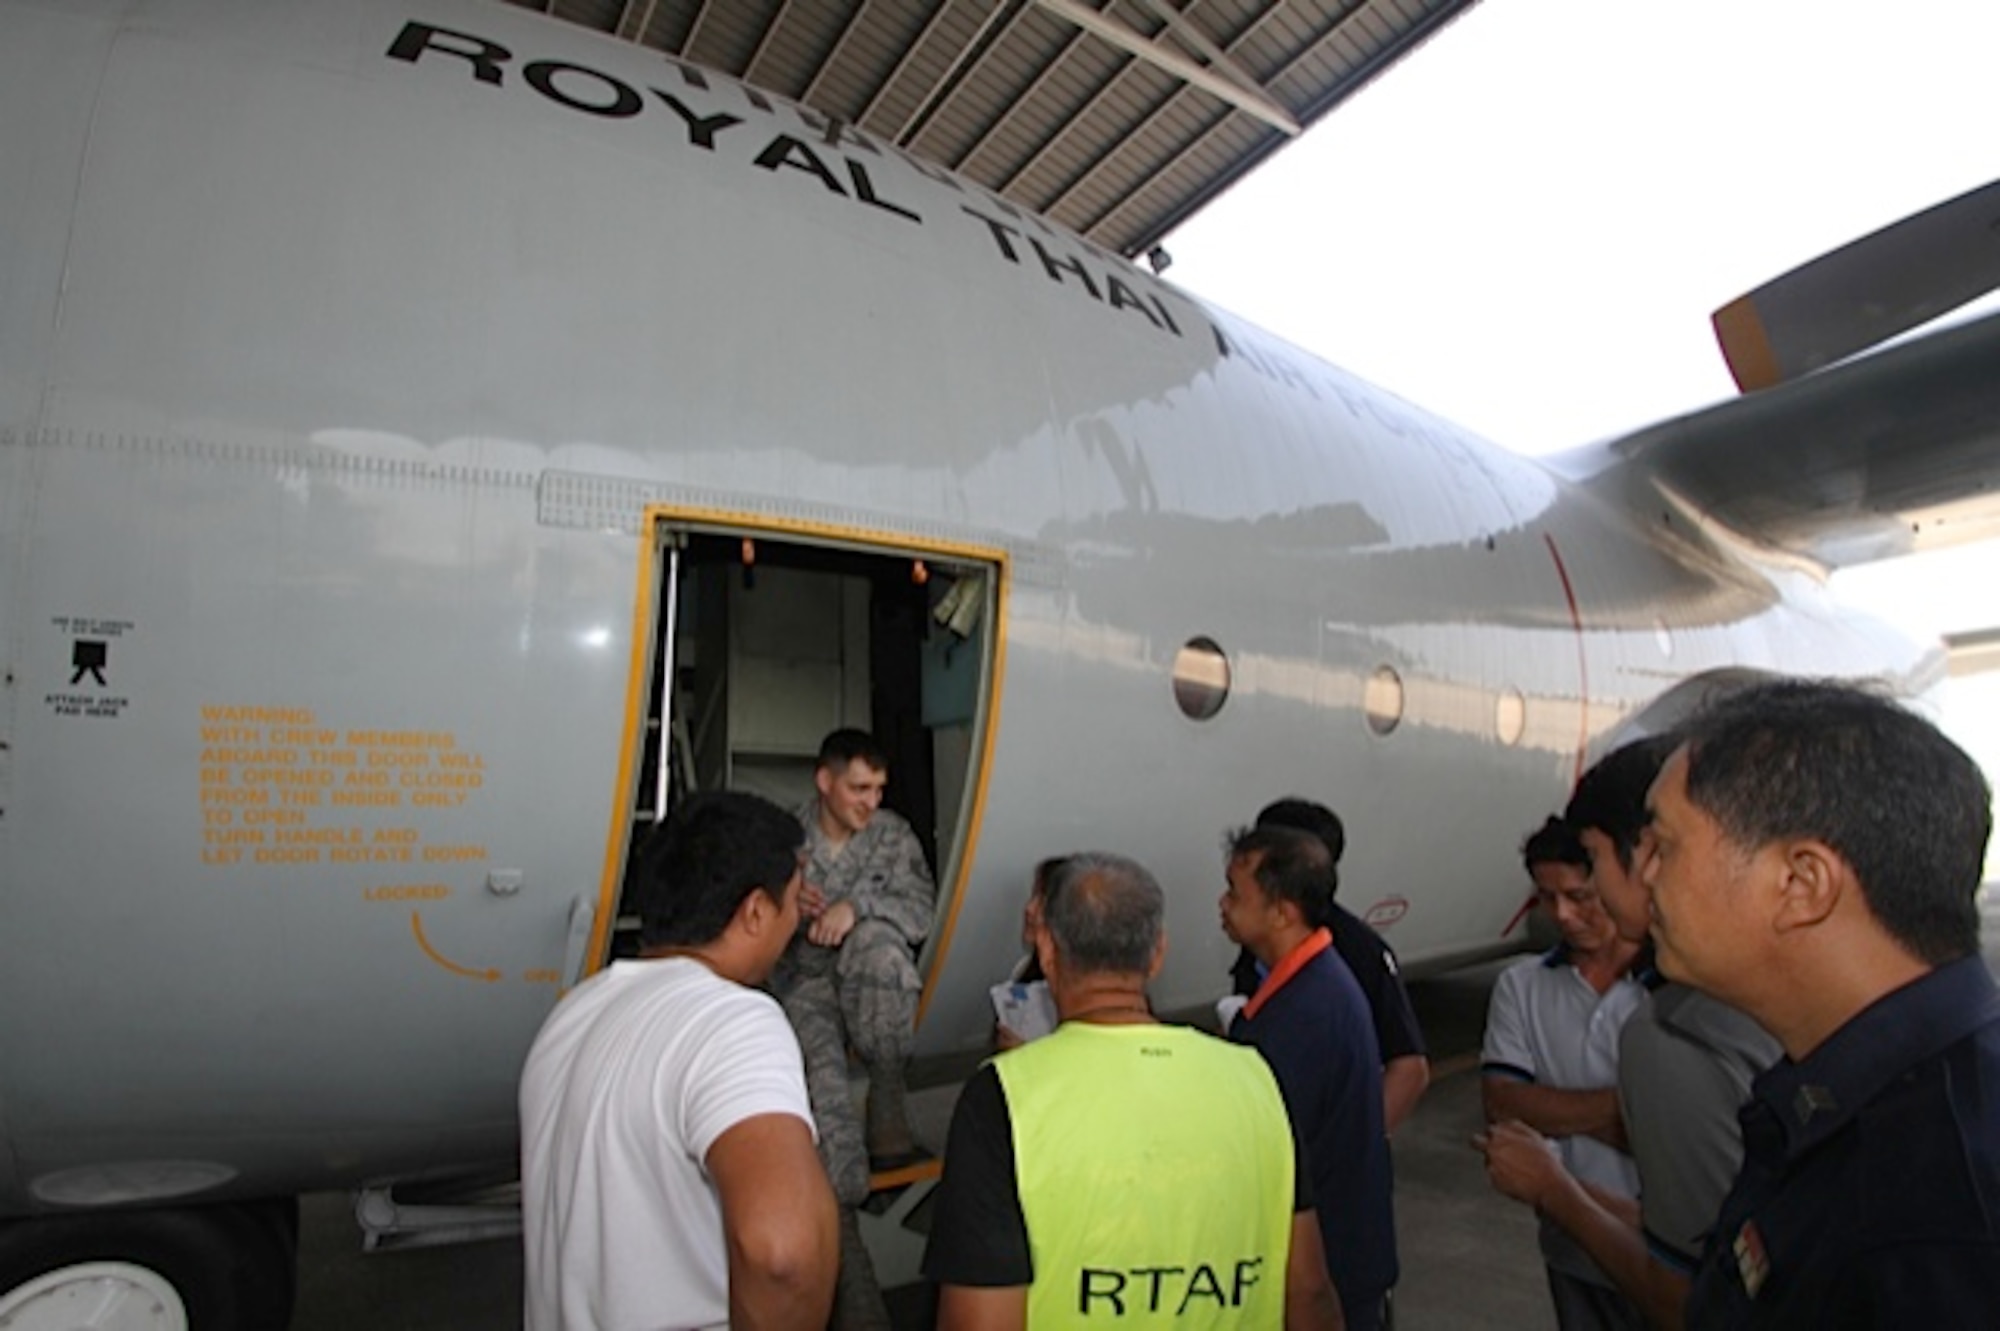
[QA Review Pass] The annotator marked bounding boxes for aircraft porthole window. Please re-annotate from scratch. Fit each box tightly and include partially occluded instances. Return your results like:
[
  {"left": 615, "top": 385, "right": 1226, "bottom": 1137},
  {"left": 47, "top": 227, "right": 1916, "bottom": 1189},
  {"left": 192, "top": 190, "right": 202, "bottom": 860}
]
[
  {"left": 1496, "top": 688, "right": 1527, "bottom": 746},
  {"left": 1364, "top": 665, "right": 1404, "bottom": 736},
  {"left": 1654, "top": 618, "right": 1675, "bottom": 657},
  {"left": 1172, "top": 638, "right": 1231, "bottom": 720}
]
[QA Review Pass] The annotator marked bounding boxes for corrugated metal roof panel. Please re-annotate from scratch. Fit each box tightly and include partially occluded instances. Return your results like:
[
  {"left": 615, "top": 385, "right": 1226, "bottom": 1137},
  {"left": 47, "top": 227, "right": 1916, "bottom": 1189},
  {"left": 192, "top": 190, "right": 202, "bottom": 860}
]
[
  {"left": 857, "top": 6, "right": 990, "bottom": 139},
  {"left": 680, "top": 2, "right": 779, "bottom": 75},
  {"left": 505, "top": 0, "right": 1485, "bottom": 257},
  {"left": 743, "top": 5, "right": 851, "bottom": 99},
  {"left": 553, "top": 0, "right": 621, "bottom": 34}
]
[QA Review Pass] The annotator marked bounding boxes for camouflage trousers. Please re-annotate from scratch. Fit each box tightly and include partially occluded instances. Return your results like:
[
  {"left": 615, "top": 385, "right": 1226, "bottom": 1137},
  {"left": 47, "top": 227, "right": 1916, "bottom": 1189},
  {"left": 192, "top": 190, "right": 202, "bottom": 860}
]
[
  {"left": 775, "top": 920, "right": 921, "bottom": 1205},
  {"left": 774, "top": 921, "right": 918, "bottom": 1331}
]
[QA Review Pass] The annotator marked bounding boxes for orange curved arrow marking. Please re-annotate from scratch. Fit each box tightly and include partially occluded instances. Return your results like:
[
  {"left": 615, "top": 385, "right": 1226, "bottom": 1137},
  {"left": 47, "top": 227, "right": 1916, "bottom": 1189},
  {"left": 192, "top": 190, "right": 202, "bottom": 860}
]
[{"left": 410, "top": 911, "right": 501, "bottom": 982}]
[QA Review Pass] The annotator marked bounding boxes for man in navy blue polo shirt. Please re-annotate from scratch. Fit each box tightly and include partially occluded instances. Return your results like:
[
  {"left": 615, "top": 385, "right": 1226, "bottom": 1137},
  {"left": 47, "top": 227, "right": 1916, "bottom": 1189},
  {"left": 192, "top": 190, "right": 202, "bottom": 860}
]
[
  {"left": 1221, "top": 823, "right": 1397, "bottom": 1331},
  {"left": 1235, "top": 798, "right": 1432, "bottom": 1137},
  {"left": 1647, "top": 679, "right": 2000, "bottom": 1328}
]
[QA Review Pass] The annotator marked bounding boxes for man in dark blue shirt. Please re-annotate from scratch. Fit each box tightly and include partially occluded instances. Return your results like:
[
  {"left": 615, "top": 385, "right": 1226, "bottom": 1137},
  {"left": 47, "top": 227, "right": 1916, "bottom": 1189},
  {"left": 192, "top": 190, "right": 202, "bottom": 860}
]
[
  {"left": 1645, "top": 679, "right": 2000, "bottom": 1328},
  {"left": 1235, "top": 798, "right": 1431, "bottom": 1136},
  {"left": 1222, "top": 823, "right": 1397, "bottom": 1331}
]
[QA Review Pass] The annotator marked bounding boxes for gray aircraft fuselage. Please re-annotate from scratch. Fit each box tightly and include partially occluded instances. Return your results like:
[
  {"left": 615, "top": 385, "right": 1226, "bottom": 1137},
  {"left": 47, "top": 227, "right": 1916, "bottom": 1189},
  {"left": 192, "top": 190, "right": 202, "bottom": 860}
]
[{"left": 0, "top": 0, "right": 1936, "bottom": 1224}]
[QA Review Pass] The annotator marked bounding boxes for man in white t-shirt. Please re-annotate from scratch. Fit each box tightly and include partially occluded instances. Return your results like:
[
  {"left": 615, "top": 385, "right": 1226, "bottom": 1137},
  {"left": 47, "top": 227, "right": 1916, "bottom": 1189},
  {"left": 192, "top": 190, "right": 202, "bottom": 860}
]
[{"left": 520, "top": 791, "right": 838, "bottom": 1331}]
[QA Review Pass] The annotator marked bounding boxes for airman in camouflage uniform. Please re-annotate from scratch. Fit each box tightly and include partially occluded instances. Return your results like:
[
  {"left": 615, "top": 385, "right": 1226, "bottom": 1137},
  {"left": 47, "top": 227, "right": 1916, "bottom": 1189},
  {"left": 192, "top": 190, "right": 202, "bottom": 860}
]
[{"left": 771, "top": 729, "right": 935, "bottom": 1330}]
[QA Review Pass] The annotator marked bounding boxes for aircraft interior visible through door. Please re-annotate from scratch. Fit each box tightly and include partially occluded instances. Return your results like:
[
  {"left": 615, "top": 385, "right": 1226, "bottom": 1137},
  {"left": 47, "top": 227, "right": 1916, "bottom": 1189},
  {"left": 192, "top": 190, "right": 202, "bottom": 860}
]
[{"left": 612, "top": 518, "right": 1003, "bottom": 977}]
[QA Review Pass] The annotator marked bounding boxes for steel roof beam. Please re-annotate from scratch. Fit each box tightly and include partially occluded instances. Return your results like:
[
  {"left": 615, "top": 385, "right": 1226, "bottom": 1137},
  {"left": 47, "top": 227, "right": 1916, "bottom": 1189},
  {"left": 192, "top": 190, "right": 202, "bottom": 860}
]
[
  {"left": 1132, "top": 0, "right": 1283, "bottom": 111},
  {"left": 1102, "top": 0, "right": 1474, "bottom": 254},
  {"left": 891, "top": 0, "right": 1025, "bottom": 149},
  {"left": 1031, "top": 0, "right": 1301, "bottom": 136},
  {"left": 1035, "top": 0, "right": 1289, "bottom": 226},
  {"left": 951, "top": 18, "right": 1094, "bottom": 173},
  {"left": 613, "top": 0, "right": 659, "bottom": 44},
  {"left": 855, "top": 1, "right": 964, "bottom": 129},
  {"left": 800, "top": 0, "right": 877, "bottom": 108},
  {"left": 741, "top": 2, "right": 794, "bottom": 90}
]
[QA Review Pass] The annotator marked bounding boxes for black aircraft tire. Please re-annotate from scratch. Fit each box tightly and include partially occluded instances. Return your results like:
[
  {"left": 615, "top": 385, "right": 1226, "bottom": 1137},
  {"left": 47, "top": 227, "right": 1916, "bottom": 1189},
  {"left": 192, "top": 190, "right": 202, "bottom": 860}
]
[{"left": 0, "top": 1201, "right": 297, "bottom": 1331}]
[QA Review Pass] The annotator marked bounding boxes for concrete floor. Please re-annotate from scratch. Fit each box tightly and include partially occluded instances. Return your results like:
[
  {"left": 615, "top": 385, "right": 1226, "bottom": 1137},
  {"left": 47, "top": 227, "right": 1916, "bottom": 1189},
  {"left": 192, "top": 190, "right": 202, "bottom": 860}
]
[
  {"left": 1379, "top": 961, "right": 1548, "bottom": 1329},
  {"left": 290, "top": 957, "right": 1554, "bottom": 1329}
]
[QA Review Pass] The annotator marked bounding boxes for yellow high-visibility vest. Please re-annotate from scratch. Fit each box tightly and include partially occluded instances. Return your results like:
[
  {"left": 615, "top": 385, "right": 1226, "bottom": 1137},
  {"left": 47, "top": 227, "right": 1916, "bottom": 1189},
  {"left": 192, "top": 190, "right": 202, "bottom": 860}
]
[{"left": 994, "top": 1021, "right": 1296, "bottom": 1327}]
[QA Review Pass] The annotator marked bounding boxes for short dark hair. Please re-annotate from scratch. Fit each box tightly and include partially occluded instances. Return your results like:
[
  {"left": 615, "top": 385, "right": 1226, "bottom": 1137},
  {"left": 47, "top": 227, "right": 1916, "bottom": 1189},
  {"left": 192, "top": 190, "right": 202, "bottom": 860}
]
[
  {"left": 1679, "top": 678, "right": 1992, "bottom": 966},
  {"left": 1566, "top": 735, "right": 1678, "bottom": 871},
  {"left": 633, "top": 791, "right": 803, "bottom": 948},
  {"left": 1228, "top": 824, "right": 1335, "bottom": 929},
  {"left": 1255, "top": 797, "right": 1345, "bottom": 898},
  {"left": 817, "top": 727, "right": 887, "bottom": 773},
  {"left": 1522, "top": 815, "right": 1589, "bottom": 876},
  {"left": 1041, "top": 853, "right": 1163, "bottom": 975}
]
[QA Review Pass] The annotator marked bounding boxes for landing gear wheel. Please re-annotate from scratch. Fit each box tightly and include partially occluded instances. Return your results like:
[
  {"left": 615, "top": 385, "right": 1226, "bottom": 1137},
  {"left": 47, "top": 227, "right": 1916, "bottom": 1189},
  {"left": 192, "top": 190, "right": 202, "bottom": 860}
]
[
  {"left": 0, "top": 1202, "right": 297, "bottom": 1331},
  {"left": 0, "top": 1260, "right": 188, "bottom": 1330}
]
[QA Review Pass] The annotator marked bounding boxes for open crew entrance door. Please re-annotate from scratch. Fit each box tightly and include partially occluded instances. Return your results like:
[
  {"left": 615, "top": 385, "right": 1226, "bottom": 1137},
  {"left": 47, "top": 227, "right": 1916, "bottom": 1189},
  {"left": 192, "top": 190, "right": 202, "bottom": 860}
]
[{"left": 612, "top": 511, "right": 1004, "bottom": 985}]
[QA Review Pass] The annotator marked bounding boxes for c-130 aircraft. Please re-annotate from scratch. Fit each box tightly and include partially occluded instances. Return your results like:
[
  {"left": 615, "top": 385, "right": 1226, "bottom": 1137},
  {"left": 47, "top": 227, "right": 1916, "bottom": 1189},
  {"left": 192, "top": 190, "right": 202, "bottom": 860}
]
[{"left": 5, "top": 0, "right": 1999, "bottom": 1323}]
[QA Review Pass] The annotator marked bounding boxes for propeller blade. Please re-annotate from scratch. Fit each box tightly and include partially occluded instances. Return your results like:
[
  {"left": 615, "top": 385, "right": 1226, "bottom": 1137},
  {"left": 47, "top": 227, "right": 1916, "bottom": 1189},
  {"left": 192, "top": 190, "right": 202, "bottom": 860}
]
[{"left": 1713, "top": 178, "right": 2000, "bottom": 392}]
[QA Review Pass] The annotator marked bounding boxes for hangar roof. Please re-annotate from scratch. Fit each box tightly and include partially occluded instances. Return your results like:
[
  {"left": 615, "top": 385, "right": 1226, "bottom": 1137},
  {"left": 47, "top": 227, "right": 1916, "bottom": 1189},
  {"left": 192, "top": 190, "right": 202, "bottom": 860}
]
[{"left": 500, "top": 0, "right": 1483, "bottom": 260}]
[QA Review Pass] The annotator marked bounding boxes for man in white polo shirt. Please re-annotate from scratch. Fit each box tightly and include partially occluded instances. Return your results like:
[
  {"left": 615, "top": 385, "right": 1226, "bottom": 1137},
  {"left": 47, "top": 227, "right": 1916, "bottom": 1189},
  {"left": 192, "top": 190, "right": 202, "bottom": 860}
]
[
  {"left": 520, "top": 791, "right": 837, "bottom": 1331},
  {"left": 1479, "top": 738, "right": 1780, "bottom": 1329},
  {"left": 1480, "top": 815, "right": 1647, "bottom": 1329}
]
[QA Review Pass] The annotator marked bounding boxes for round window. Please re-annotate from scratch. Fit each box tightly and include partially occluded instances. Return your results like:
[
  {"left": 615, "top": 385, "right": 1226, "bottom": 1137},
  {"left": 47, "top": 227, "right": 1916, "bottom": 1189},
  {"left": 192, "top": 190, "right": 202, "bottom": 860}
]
[
  {"left": 1172, "top": 638, "right": 1231, "bottom": 720},
  {"left": 1364, "top": 665, "right": 1405, "bottom": 736}
]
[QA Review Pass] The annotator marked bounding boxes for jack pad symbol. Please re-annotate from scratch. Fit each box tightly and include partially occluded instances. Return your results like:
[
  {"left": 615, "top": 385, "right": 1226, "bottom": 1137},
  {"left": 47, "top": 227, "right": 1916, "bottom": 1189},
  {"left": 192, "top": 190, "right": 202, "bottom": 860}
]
[{"left": 71, "top": 640, "right": 108, "bottom": 687}]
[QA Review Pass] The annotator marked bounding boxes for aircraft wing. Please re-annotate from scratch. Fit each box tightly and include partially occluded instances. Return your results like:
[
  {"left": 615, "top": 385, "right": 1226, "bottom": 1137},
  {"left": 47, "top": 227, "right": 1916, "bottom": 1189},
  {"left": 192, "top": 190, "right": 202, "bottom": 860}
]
[{"left": 1587, "top": 309, "right": 2000, "bottom": 568}]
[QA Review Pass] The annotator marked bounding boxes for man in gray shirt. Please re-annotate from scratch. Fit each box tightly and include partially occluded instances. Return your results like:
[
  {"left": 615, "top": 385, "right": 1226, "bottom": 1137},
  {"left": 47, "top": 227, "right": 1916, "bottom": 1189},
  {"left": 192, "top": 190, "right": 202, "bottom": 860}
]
[{"left": 1479, "top": 736, "right": 1779, "bottom": 1328}]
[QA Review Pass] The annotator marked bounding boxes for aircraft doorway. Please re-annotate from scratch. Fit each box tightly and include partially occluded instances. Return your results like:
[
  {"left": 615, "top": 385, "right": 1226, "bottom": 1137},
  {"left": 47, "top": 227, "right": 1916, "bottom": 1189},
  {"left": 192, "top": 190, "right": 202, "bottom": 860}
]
[{"left": 612, "top": 512, "right": 1004, "bottom": 986}]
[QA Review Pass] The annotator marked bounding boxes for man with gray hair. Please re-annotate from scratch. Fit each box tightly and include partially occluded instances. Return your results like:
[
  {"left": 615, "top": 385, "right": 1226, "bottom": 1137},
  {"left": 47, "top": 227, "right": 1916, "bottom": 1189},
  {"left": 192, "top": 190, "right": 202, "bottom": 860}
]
[{"left": 924, "top": 853, "right": 1343, "bottom": 1328}]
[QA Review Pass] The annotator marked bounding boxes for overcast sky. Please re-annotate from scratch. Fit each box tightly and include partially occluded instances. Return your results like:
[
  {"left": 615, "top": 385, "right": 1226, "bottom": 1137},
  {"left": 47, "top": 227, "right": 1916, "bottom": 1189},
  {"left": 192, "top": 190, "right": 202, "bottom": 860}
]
[{"left": 1161, "top": 0, "right": 2000, "bottom": 852}]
